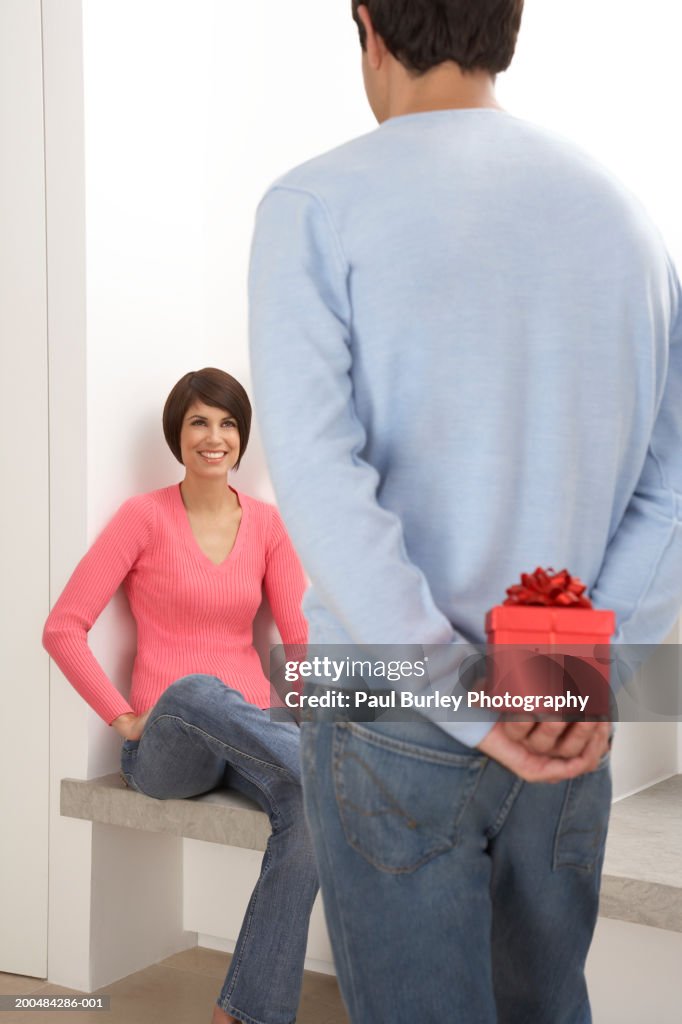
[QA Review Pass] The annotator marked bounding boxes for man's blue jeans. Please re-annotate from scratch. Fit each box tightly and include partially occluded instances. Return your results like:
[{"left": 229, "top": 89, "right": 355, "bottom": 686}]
[
  {"left": 120, "top": 674, "right": 319, "bottom": 1024},
  {"left": 301, "top": 717, "right": 611, "bottom": 1024}
]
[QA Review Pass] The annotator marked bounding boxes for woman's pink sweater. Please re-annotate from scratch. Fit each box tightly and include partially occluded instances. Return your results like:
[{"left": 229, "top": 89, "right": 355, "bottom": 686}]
[{"left": 43, "top": 485, "right": 308, "bottom": 724}]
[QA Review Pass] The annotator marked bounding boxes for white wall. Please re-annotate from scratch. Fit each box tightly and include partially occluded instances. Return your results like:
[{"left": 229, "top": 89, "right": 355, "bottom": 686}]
[
  {"left": 0, "top": 0, "right": 50, "bottom": 978},
  {"left": 41, "top": 0, "right": 682, "bottom": 986},
  {"left": 43, "top": 0, "right": 98, "bottom": 990},
  {"left": 75, "top": 0, "right": 370, "bottom": 971}
]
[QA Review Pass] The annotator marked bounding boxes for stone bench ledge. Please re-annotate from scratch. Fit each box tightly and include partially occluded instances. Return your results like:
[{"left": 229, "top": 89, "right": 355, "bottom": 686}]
[
  {"left": 61, "top": 773, "right": 270, "bottom": 850},
  {"left": 599, "top": 774, "right": 682, "bottom": 933},
  {"left": 63, "top": 772, "right": 682, "bottom": 933}
]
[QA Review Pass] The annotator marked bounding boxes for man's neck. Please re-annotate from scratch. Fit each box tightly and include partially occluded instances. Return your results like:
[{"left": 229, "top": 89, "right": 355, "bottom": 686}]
[{"left": 379, "top": 62, "right": 502, "bottom": 123}]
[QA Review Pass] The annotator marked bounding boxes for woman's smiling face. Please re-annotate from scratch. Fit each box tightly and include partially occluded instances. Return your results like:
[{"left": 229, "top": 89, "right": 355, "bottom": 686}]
[{"left": 179, "top": 401, "right": 241, "bottom": 478}]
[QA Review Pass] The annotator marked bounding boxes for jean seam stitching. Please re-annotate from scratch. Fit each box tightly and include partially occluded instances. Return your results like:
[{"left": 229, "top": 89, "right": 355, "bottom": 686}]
[
  {"left": 220, "top": 767, "right": 283, "bottom": 1007},
  {"left": 144, "top": 714, "right": 295, "bottom": 779},
  {"left": 304, "top": 723, "right": 363, "bottom": 1023},
  {"left": 552, "top": 771, "right": 611, "bottom": 872},
  {"left": 219, "top": 1001, "right": 291, "bottom": 1024},
  {"left": 484, "top": 775, "right": 524, "bottom": 840},
  {"left": 221, "top": 845, "right": 272, "bottom": 1008}
]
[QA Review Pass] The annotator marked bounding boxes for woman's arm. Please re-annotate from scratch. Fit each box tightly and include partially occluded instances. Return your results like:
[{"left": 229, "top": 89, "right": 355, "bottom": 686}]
[
  {"left": 263, "top": 506, "right": 308, "bottom": 654},
  {"left": 43, "top": 495, "right": 155, "bottom": 727}
]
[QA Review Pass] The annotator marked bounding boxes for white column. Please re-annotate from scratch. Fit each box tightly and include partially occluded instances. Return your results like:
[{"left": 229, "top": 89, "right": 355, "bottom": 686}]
[{"left": 0, "top": 0, "right": 50, "bottom": 979}]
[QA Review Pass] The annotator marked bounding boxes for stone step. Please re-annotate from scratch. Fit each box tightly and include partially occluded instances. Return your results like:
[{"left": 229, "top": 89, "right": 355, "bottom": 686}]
[
  {"left": 62, "top": 771, "right": 682, "bottom": 933},
  {"left": 61, "top": 773, "right": 270, "bottom": 850},
  {"left": 599, "top": 774, "right": 682, "bottom": 933}
]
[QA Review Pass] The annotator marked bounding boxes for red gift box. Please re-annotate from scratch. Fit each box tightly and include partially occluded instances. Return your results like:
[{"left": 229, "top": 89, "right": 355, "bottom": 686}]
[
  {"left": 485, "top": 605, "right": 616, "bottom": 646},
  {"left": 483, "top": 569, "right": 616, "bottom": 719}
]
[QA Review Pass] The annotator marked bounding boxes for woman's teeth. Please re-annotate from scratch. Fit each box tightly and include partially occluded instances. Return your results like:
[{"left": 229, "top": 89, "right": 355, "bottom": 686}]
[{"left": 199, "top": 452, "right": 225, "bottom": 461}]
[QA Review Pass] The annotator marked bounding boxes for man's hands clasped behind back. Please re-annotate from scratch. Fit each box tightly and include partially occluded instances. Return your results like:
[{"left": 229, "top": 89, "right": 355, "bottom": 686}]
[{"left": 477, "top": 719, "right": 611, "bottom": 783}]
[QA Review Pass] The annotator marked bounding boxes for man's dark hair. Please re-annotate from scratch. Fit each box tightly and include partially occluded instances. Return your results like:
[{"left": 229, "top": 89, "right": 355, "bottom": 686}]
[
  {"left": 351, "top": 0, "right": 524, "bottom": 75},
  {"left": 163, "top": 367, "right": 252, "bottom": 468}
]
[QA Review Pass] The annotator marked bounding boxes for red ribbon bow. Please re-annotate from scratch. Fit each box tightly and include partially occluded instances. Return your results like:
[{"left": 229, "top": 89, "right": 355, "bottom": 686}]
[{"left": 503, "top": 567, "right": 593, "bottom": 608}]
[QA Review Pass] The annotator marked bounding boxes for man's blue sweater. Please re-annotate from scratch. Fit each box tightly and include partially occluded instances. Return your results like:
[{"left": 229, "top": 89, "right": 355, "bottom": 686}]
[{"left": 249, "top": 109, "right": 682, "bottom": 745}]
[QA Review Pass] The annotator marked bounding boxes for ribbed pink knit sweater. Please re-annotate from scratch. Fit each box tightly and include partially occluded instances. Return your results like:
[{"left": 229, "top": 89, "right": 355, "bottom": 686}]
[{"left": 43, "top": 485, "right": 308, "bottom": 724}]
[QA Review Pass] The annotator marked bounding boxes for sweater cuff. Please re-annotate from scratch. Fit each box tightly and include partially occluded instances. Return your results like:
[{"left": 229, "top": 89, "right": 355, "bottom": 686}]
[{"left": 105, "top": 697, "right": 136, "bottom": 727}]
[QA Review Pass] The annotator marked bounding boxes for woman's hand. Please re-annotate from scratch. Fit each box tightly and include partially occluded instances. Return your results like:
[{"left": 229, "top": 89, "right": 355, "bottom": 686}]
[{"left": 111, "top": 709, "right": 152, "bottom": 741}]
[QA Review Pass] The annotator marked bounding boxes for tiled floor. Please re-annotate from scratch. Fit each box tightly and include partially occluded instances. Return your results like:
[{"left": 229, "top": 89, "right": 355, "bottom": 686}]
[{"left": 0, "top": 948, "right": 349, "bottom": 1024}]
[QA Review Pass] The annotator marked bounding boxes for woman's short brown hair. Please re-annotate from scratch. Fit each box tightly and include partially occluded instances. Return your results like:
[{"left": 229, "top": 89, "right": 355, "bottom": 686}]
[
  {"left": 162, "top": 368, "right": 252, "bottom": 469},
  {"left": 351, "top": 0, "right": 524, "bottom": 75}
]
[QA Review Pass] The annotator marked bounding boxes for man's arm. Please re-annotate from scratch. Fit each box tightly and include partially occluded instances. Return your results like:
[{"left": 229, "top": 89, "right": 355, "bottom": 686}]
[
  {"left": 507, "top": 264, "right": 682, "bottom": 760},
  {"left": 590, "top": 269, "right": 682, "bottom": 647},
  {"left": 249, "top": 185, "right": 492, "bottom": 744}
]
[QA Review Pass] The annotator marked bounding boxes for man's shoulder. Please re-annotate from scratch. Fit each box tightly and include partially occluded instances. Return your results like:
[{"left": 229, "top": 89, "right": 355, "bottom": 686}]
[
  {"left": 262, "top": 127, "right": 382, "bottom": 203},
  {"left": 255, "top": 112, "right": 667, "bottom": 272},
  {"left": 495, "top": 114, "right": 656, "bottom": 229},
  {"left": 262, "top": 111, "right": 649, "bottom": 217}
]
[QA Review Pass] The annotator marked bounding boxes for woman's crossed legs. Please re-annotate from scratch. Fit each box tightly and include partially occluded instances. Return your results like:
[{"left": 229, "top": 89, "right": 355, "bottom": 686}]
[{"left": 120, "top": 674, "right": 319, "bottom": 1024}]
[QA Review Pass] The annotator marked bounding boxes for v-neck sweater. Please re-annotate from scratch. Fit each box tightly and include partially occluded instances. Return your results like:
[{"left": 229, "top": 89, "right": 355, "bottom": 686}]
[{"left": 43, "top": 485, "right": 308, "bottom": 724}]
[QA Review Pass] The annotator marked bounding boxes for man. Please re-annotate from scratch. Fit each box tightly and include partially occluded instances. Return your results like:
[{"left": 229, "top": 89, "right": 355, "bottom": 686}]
[{"left": 249, "top": 2, "right": 682, "bottom": 1021}]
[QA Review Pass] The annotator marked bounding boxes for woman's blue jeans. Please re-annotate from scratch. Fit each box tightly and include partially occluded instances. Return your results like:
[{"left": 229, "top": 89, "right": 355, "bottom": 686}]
[
  {"left": 120, "top": 674, "right": 319, "bottom": 1024},
  {"left": 301, "top": 717, "right": 611, "bottom": 1024}
]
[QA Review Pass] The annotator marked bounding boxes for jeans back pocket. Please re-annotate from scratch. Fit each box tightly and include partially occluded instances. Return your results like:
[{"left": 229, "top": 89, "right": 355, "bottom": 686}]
[
  {"left": 332, "top": 723, "right": 485, "bottom": 874},
  {"left": 553, "top": 753, "right": 612, "bottom": 872}
]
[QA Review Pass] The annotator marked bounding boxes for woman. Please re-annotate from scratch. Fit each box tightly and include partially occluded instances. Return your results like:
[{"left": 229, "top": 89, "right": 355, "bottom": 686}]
[{"left": 43, "top": 368, "right": 317, "bottom": 1024}]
